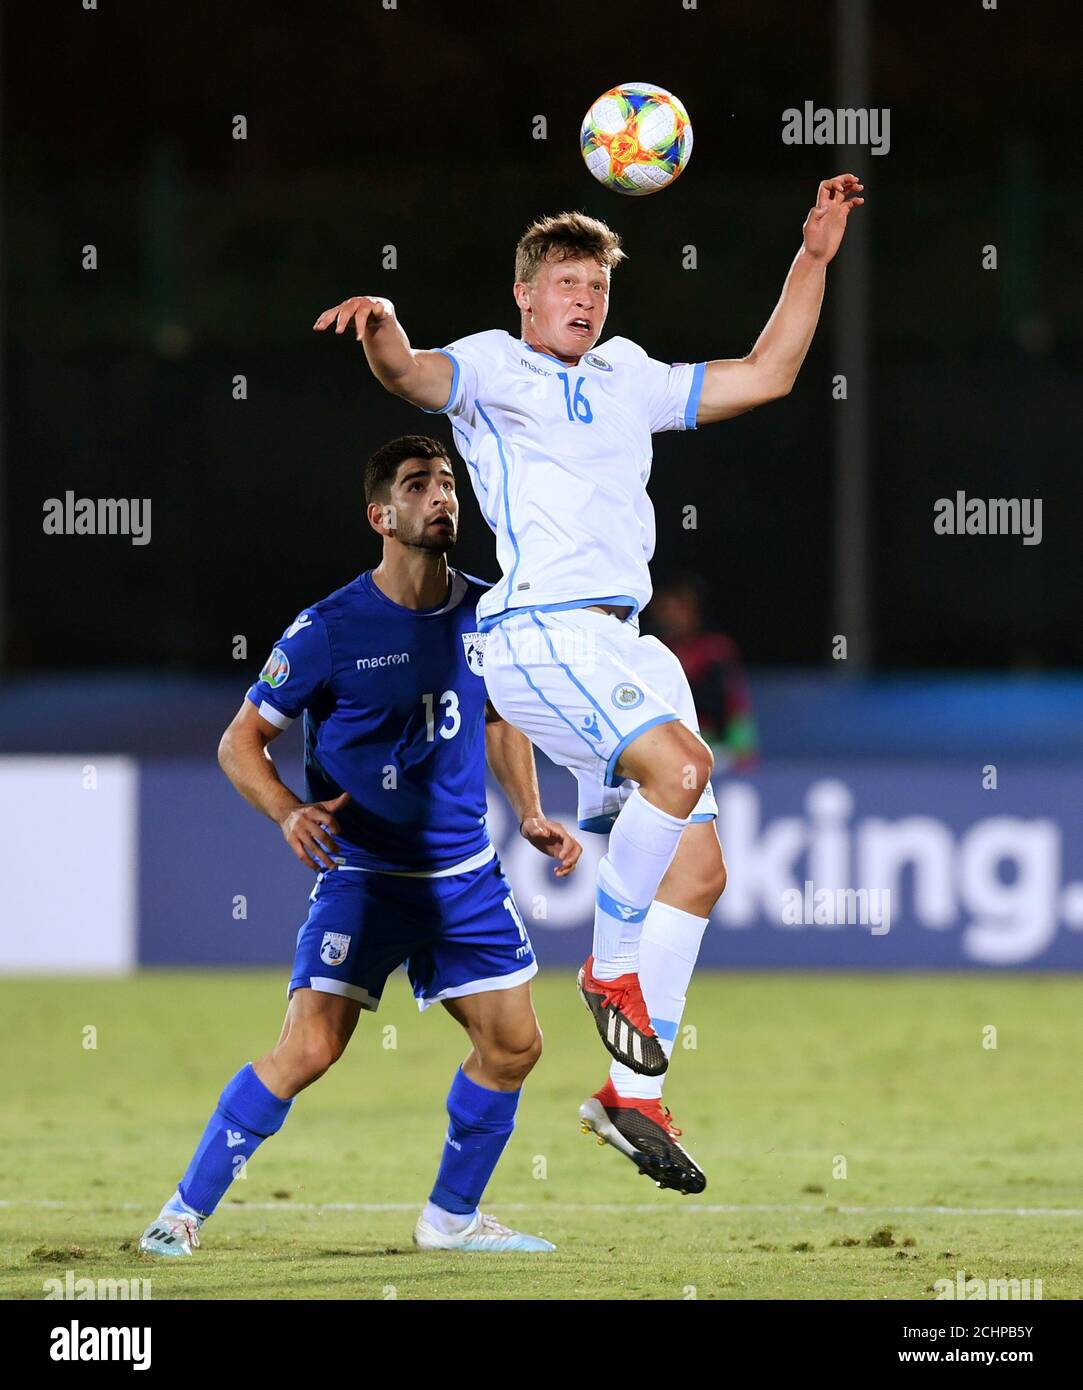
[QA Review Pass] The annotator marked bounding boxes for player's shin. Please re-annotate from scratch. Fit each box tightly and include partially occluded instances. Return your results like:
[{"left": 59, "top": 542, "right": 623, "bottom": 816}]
[
  {"left": 608, "top": 899, "right": 709, "bottom": 1100},
  {"left": 171, "top": 1063, "right": 294, "bottom": 1221},
  {"left": 425, "top": 1066, "right": 519, "bottom": 1230},
  {"left": 592, "top": 790, "right": 690, "bottom": 980}
]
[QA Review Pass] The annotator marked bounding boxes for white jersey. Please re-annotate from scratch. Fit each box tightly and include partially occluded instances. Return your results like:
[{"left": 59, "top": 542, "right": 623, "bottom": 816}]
[{"left": 425, "top": 330, "right": 704, "bottom": 631}]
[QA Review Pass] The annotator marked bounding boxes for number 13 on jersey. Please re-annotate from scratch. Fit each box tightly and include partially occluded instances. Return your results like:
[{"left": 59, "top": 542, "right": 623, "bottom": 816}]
[{"left": 421, "top": 690, "right": 461, "bottom": 741}]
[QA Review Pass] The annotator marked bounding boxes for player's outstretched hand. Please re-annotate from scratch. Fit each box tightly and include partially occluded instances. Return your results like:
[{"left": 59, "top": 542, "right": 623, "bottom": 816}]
[
  {"left": 312, "top": 296, "right": 395, "bottom": 340},
  {"left": 520, "top": 815, "right": 583, "bottom": 878},
  {"left": 280, "top": 792, "right": 350, "bottom": 872},
  {"left": 802, "top": 173, "right": 865, "bottom": 264}
]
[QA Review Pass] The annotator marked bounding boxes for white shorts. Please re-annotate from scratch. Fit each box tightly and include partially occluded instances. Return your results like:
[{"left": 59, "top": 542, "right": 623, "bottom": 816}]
[{"left": 483, "top": 605, "right": 718, "bottom": 833}]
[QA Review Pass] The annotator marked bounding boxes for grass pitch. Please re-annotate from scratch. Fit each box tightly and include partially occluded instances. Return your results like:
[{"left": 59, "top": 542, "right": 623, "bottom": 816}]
[{"left": 1, "top": 970, "right": 1080, "bottom": 1300}]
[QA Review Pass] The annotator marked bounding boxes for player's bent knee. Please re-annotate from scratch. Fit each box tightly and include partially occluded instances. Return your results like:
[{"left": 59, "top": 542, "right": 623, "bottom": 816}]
[
  {"left": 669, "top": 754, "right": 715, "bottom": 818},
  {"left": 661, "top": 734, "right": 714, "bottom": 815},
  {"left": 482, "top": 1028, "right": 542, "bottom": 1087},
  {"left": 688, "top": 739, "right": 714, "bottom": 787},
  {"left": 621, "top": 720, "right": 710, "bottom": 798},
  {"left": 280, "top": 1029, "right": 348, "bottom": 1085}
]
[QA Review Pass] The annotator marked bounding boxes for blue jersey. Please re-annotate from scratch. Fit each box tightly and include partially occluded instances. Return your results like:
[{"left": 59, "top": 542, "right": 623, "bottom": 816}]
[{"left": 246, "top": 568, "right": 494, "bottom": 873}]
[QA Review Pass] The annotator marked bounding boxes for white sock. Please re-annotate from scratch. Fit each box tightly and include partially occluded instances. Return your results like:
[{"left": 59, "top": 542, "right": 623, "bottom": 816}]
[
  {"left": 422, "top": 1200, "right": 476, "bottom": 1234},
  {"left": 161, "top": 1190, "right": 206, "bottom": 1226},
  {"left": 609, "top": 900, "right": 709, "bottom": 1100},
  {"left": 592, "top": 790, "right": 690, "bottom": 981}
]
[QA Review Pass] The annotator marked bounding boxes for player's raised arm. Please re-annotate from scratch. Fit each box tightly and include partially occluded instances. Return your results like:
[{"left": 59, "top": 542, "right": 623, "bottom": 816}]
[
  {"left": 695, "top": 173, "right": 865, "bottom": 425},
  {"left": 312, "top": 295, "right": 454, "bottom": 413}
]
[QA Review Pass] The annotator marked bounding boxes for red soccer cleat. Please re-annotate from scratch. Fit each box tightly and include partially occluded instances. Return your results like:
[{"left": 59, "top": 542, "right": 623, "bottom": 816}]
[
  {"left": 579, "top": 1079, "right": 706, "bottom": 1194},
  {"left": 577, "top": 955, "right": 668, "bottom": 1076}
]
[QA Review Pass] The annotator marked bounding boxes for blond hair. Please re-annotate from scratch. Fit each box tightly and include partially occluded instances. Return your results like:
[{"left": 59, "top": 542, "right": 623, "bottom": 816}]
[{"left": 514, "top": 211, "right": 626, "bottom": 286}]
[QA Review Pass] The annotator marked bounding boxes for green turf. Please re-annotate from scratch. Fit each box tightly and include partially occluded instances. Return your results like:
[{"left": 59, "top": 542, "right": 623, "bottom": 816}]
[{"left": 1, "top": 970, "right": 1080, "bottom": 1300}]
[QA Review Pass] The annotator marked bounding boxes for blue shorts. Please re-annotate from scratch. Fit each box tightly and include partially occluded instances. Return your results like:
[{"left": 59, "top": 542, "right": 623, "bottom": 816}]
[{"left": 288, "top": 847, "right": 537, "bottom": 1012}]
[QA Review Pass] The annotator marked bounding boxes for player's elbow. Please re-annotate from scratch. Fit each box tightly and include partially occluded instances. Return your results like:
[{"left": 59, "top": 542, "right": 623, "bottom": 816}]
[
  {"left": 380, "top": 367, "right": 413, "bottom": 399},
  {"left": 760, "top": 370, "right": 794, "bottom": 403},
  {"left": 381, "top": 357, "right": 427, "bottom": 404},
  {"left": 217, "top": 720, "right": 258, "bottom": 776},
  {"left": 375, "top": 373, "right": 408, "bottom": 405},
  {"left": 744, "top": 354, "right": 793, "bottom": 404}
]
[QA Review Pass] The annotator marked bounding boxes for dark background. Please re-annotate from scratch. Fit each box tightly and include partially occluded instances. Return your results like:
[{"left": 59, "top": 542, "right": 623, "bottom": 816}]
[{"left": 3, "top": 0, "right": 1081, "bottom": 676}]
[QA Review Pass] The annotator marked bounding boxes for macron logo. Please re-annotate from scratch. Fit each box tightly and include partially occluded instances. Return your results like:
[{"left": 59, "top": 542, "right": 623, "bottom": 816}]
[{"left": 356, "top": 653, "right": 410, "bottom": 670}]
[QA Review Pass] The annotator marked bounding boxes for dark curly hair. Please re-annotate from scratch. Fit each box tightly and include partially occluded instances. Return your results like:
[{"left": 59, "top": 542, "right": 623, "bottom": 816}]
[{"left": 363, "top": 434, "right": 452, "bottom": 504}]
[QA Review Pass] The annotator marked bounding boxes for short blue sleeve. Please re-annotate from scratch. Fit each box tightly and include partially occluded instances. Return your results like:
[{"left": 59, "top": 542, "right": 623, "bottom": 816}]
[{"left": 246, "top": 609, "right": 332, "bottom": 728}]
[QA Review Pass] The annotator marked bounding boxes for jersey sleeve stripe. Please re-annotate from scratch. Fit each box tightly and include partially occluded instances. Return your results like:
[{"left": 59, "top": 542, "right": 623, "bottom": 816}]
[
  {"left": 452, "top": 422, "right": 498, "bottom": 531},
  {"left": 250, "top": 695, "right": 294, "bottom": 729},
  {"left": 683, "top": 361, "right": 706, "bottom": 430},
  {"left": 418, "top": 348, "right": 461, "bottom": 414},
  {"left": 476, "top": 402, "right": 523, "bottom": 608}
]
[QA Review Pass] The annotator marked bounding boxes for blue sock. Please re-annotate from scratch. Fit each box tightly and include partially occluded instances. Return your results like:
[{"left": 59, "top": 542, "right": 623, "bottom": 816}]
[
  {"left": 429, "top": 1067, "right": 520, "bottom": 1215},
  {"left": 175, "top": 1064, "right": 293, "bottom": 1218}
]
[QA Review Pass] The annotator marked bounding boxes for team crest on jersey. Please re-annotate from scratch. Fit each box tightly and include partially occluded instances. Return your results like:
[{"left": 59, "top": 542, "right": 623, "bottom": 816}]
[
  {"left": 260, "top": 647, "right": 290, "bottom": 688},
  {"left": 319, "top": 932, "right": 350, "bottom": 967},
  {"left": 612, "top": 682, "right": 644, "bottom": 710},
  {"left": 461, "top": 631, "right": 487, "bottom": 676},
  {"left": 584, "top": 352, "right": 612, "bottom": 372}
]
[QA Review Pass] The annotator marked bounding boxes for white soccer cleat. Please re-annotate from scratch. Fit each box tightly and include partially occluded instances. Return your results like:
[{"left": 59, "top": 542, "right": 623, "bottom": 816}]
[
  {"left": 413, "top": 1210, "right": 555, "bottom": 1253},
  {"left": 138, "top": 1214, "right": 202, "bottom": 1257}
]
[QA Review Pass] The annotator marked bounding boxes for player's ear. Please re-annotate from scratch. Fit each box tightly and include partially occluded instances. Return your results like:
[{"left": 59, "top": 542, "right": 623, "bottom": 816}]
[{"left": 366, "top": 499, "right": 396, "bottom": 537}]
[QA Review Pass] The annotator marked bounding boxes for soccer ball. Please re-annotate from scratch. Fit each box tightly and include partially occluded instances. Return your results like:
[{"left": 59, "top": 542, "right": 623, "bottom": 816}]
[{"left": 580, "top": 82, "right": 693, "bottom": 196}]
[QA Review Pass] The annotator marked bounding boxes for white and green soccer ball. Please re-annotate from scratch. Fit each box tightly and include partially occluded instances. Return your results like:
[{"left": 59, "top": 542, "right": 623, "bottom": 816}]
[{"left": 580, "top": 82, "right": 693, "bottom": 196}]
